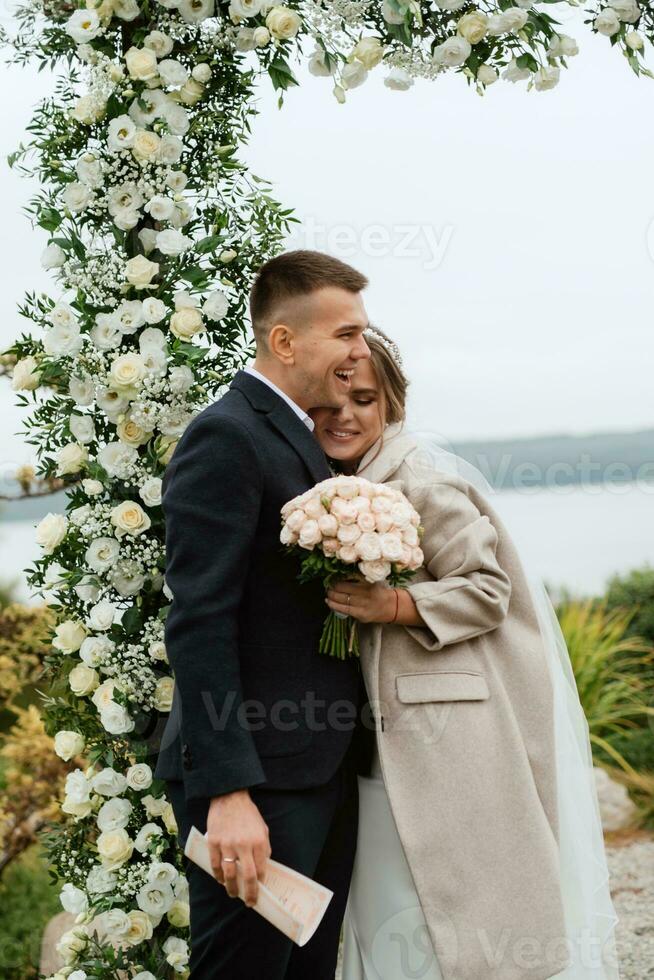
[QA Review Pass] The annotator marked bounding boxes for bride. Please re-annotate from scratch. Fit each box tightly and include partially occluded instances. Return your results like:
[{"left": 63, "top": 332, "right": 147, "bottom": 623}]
[{"left": 308, "top": 326, "right": 620, "bottom": 980}]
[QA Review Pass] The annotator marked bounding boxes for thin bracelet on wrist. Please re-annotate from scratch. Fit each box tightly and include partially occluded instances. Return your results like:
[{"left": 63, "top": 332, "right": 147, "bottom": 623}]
[{"left": 390, "top": 587, "right": 400, "bottom": 624}]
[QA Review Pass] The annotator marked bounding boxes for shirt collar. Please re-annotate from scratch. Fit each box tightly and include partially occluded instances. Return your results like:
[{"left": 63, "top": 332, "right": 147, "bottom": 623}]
[{"left": 243, "top": 366, "right": 315, "bottom": 432}]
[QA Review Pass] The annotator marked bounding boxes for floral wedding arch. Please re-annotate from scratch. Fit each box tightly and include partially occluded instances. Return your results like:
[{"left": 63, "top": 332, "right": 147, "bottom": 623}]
[{"left": 0, "top": 0, "right": 650, "bottom": 975}]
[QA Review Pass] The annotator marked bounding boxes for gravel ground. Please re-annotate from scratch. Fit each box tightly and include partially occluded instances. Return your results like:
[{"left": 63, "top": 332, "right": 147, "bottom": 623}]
[{"left": 335, "top": 831, "right": 654, "bottom": 980}]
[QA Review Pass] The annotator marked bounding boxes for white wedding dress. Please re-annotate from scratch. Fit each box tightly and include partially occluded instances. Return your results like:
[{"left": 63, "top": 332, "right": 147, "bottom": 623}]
[
  {"left": 340, "top": 435, "right": 620, "bottom": 980},
  {"left": 341, "top": 736, "right": 445, "bottom": 980}
]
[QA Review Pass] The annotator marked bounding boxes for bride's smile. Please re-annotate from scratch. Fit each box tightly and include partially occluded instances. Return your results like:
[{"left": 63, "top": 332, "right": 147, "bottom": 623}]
[{"left": 311, "top": 357, "right": 385, "bottom": 472}]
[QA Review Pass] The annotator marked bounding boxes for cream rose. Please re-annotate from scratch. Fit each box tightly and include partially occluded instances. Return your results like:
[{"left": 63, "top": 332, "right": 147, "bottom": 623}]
[
  {"left": 457, "top": 11, "right": 488, "bottom": 43},
  {"left": 125, "top": 46, "right": 159, "bottom": 80},
  {"left": 109, "top": 351, "right": 147, "bottom": 389},
  {"left": 54, "top": 730, "right": 86, "bottom": 761},
  {"left": 169, "top": 306, "right": 203, "bottom": 340},
  {"left": 69, "top": 664, "right": 100, "bottom": 697},
  {"left": 266, "top": 4, "right": 301, "bottom": 38},
  {"left": 56, "top": 442, "right": 88, "bottom": 476},
  {"left": 110, "top": 500, "right": 152, "bottom": 538},
  {"left": 353, "top": 36, "right": 384, "bottom": 69},
  {"left": 358, "top": 559, "right": 392, "bottom": 583},
  {"left": 97, "top": 828, "right": 134, "bottom": 869},
  {"left": 132, "top": 128, "right": 162, "bottom": 162},
  {"left": 154, "top": 675, "right": 174, "bottom": 711},
  {"left": 36, "top": 513, "right": 68, "bottom": 553},
  {"left": 12, "top": 356, "right": 40, "bottom": 391},
  {"left": 125, "top": 254, "right": 159, "bottom": 288},
  {"left": 53, "top": 619, "right": 87, "bottom": 653}
]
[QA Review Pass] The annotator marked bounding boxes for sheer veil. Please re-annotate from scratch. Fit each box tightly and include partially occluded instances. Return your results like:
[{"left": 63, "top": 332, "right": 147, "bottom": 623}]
[{"left": 410, "top": 431, "right": 621, "bottom": 980}]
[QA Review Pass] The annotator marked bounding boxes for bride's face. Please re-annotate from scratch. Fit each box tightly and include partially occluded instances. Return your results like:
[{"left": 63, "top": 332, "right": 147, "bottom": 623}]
[{"left": 310, "top": 357, "right": 385, "bottom": 468}]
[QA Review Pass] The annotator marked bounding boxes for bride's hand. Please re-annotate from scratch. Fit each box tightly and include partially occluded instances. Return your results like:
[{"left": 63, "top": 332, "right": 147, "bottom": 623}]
[{"left": 326, "top": 579, "right": 397, "bottom": 624}]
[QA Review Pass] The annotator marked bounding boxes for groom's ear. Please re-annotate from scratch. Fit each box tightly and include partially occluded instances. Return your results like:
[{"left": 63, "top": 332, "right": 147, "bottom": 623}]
[{"left": 268, "top": 323, "right": 296, "bottom": 365}]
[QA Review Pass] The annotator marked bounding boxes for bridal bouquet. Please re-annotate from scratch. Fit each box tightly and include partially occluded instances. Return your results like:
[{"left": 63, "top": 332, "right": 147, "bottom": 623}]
[{"left": 280, "top": 476, "right": 424, "bottom": 659}]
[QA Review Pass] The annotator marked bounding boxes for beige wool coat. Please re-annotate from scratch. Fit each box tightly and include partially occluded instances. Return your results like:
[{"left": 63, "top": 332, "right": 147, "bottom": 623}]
[{"left": 354, "top": 422, "right": 571, "bottom": 980}]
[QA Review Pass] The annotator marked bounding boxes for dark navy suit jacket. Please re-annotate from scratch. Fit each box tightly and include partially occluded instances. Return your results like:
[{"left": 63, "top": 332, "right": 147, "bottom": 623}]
[{"left": 154, "top": 370, "right": 366, "bottom": 800}]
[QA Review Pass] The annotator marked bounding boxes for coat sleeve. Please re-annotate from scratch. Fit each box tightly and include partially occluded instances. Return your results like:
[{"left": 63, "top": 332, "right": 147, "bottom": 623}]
[
  {"left": 161, "top": 412, "right": 267, "bottom": 800},
  {"left": 402, "top": 479, "right": 512, "bottom": 652}
]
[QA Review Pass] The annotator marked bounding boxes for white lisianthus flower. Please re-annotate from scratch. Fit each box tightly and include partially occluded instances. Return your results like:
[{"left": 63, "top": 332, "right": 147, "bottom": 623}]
[
  {"left": 144, "top": 195, "right": 175, "bottom": 221},
  {"left": 167, "top": 899, "right": 190, "bottom": 927},
  {"left": 142, "top": 794, "right": 170, "bottom": 818},
  {"left": 626, "top": 28, "right": 644, "bottom": 47},
  {"left": 534, "top": 65, "right": 560, "bottom": 89},
  {"left": 68, "top": 373, "right": 94, "bottom": 405},
  {"left": 68, "top": 663, "right": 100, "bottom": 696},
  {"left": 126, "top": 763, "right": 153, "bottom": 791},
  {"left": 60, "top": 883, "right": 89, "bottom": 916},
  {"left": 92, "top": 766, "right": 128, "bottom": 797},
  {"left": 156, "top": 229, "right": 192, "bottom": 255},
  {"left": 161, "top": 101, "right": 190, "bottom": 135},
  {"left": 108, "top": 182, "right": 143, "bottom": 215},
  {"left": 266, "top": 4, "right": 301, "bottom": 38},
  {"left": 71, "top": 94, "right": 106, "bottom": 125},
  {"left": 341, "top": 61, "right": 368, "bottom": 89},
  {"left": 158, "top": 134, "right": 184, "bottom": 164},
  {"left": 192, "top": 63, "right": 213, "bottom": 82},
  {"left": 477, "top": 63, "right": 498, "bottom": 84},
  {"left": 139, "top": 477, "right": 163, "bottom": 507},
  {"left": 97, "top": 797, "right": 133, "bottom": 832},
  {"left": 158, "top": 59, "right": 189, "bottom": 87},
  {"left": 69, "top": 415, "right": 95, "bottom": 444},
  {"left": 125, "top": 255, "right": 159, "bottom": 288},
  {"left": 154, "top": 675, "right": 175, "bottom": 711},
  {"left": 125, "top": 46, "right": 159, "bottom": 80},
  {"left": 177, "top": 77, "right": 204, "bottom": 105},
  {"left": 166, "top": 169, "right": 188, "bottom": 192},
  {"left": 69, "top": 504, "right": 91, "bottom": 527},
  {"left": 548, "top": 33, "right": 579, "bottom": 57},
  {"left": 501, "top": 6, "right": 529, "bottom": 30},
  {"left": 90, "top": 313, "right": 121, "bottom": 351},
  {"left": 48, "top": 302, "right": 77, "bottom": 329},
  {"left": 434, "top": 35, "right": 472, "bottom": 66},
  {"left": 82, "top": 479, "right": 103, "bottom": 495},
  {"left": 54, "top": 730, "right": 85, "bottom": 761},
  {"left": 134, "top": 822, "right": 164, "bottom": 854},
  {"left": 36, "top": 513, "right": 68, "bottom": 553},
  {"left": 353, "top": 37, "right": 384, "bottom": 68},
  {"left": 86, "top": 864, "right": 117, "bottom": 895},
  {"left": 114, "top": 0, "right": 141, "bottom": 19},
  {"left": 144, "top": 30, "right": 174, "bottom": 56},
  {"left": 169, "top": 306, "right": 203, "bottom": 340},
  {"left": 108, "top": 115, "right": 137, "bottom": 151},
  {"left": 97, "top": 828, "right": 134, "bottom": 869},
  {"left": 92, "top": 908, "right": 131, "bottom": 944},
  {"left": 457, "top": 11, "right": 488, "bottom": 43},
  {"left": 149, "top": 640, "right": 168, "bottom": 662},
  {"left": 41, "top": 243, "right": 65, "bottom": 270},
  {"left": 137, "top": 880, "right": 175, "bottom": 916},
  {"left": 608, "top": 0, "right": 640, "bottom": 21},
  {"left": 44, "top": 321, "right": 84, "bottom": 358},
  {"left": 139, "top": 327, "right": 167, "bottom": 352},
  {"left": 116, "top": 300, "right": 145, "bottom": 335},
  {"left": 76, "top": 153, "right": 103, "bottom": 187},
  {"left": 79, "top": 633, "right": 114, "bottom": 668},
  {"left": 384, "top": 67, "right": 414, "bottom": 90},
  {"left": 142, "top": 298, "right": 167, "bottom": 324},
  {"left": 202, "top": 291, "right": 229, "bottom": 321},
  {"left": 173, "top": 289, "right": 196, "bottom": 309},
  {"left": 56, "top": 442, "right": 88, "bottom": 476},
  {"left": 98, "top": 441, "right": 138, "bottom": 478},
  {"left": 164, "top": 935, "right": 189, "bottom": 971},
  {"left": 138, "top": 228, "right": 158, "bottom": 255},
  {"left": 97, "top": 387, "right": 132, "bottom": 422},
  {"left": 502, "top": 57, "right": 531, "bottom": 81},
  {"left": 56, "top": 928, "right": 89, "bottom": 964},
  {"left": 169, "top": 365, "right": 194, "bottom": 393},
  {"left": 63, "top": 182, "right": 91, "bottom": 212},
  {"left": 53, "top": 619, "right": 87, "bottom": 653},
  {"left": 133, "top": 973, "right": 157, "bottom": 980},
  {"left": 229, "top": 0, "right": 263, "bottom": 18},
  {"left": 178, "top": 0, "right": 215, "bottom": 21},
  {"left": 12, "top": 356, "right": 40, "bottom": 391},
  {"left": 128, "top": 88, "right": 168, "bottom": 126},
  {"left": 86, "top": 599, "right": 117, "bottom": 632},
  {"left": 100, "top": 702, "right": 135, "bottom": 735},
  {"left": 110, "top": 500, "right": 152, "bottom": 537},
  {"left": 148, "top": 862, "right": 178, "bottom": 887},
  {"left": 65, "top": 9, "right": 101, "bottom": 42},
  {"left": 308, "top": 48, "right": 335, "bottom": 76},
  {"left": 113, "top": 208, "right": 140, "bottom": 231}
]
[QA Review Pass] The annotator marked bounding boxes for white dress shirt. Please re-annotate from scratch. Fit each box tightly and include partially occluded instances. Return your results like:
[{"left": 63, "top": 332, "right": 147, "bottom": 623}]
[{"left": 243, "top": 365, "right": 315, "bottom": 432}]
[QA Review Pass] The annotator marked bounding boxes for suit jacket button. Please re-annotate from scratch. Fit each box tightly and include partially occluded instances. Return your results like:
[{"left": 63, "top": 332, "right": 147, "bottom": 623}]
[{"left": 182, "top": 743, "right": 192, "bottom": 769}]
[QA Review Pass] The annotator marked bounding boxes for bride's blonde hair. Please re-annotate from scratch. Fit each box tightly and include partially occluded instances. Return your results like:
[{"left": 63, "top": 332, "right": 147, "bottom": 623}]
[{"left": 364, "top": 325, "right": 409, "bottom": 425}]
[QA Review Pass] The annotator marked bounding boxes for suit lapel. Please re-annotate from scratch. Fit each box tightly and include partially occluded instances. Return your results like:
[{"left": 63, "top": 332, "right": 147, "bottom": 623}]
[{"left": 231, "top": 370, "right": 331, "bottom": 486}]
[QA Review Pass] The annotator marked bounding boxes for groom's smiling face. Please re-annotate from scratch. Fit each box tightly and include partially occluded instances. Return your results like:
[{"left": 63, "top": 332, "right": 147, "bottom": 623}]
[{"left": 284, "top": 286, "right": 372, "bottom": 411}]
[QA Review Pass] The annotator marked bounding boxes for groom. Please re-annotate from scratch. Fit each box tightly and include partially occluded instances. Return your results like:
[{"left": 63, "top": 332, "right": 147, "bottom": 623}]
[{"left": 155, "top": 250, "right": 373, "bottom": 978}]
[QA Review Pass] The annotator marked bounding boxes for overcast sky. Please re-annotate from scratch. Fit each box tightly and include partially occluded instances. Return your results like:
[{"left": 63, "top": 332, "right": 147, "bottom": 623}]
[{"left": 1, "top": 7, "right": 652, "bottom": 476}]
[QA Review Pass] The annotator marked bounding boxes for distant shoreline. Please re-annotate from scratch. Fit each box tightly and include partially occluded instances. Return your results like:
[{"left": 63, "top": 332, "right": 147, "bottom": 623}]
[{"left": 1, "top": 427, "right": 653, "bottom": 521}]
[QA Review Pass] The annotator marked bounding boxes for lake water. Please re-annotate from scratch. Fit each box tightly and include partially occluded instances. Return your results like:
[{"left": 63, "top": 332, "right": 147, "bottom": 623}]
[{"left": 1, "top": 481, "right": 652, "bottom": 604}]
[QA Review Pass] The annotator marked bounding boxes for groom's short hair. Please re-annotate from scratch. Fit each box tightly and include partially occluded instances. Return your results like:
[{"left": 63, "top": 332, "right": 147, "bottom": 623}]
[{"left": 249, "top": 249, "right": 368, "bottom": 343}]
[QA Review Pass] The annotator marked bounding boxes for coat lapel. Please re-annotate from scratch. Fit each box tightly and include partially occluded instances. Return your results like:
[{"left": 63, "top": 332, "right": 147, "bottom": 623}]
[{"left": 231, "top": 370, "right": 331, "bottom": 486}]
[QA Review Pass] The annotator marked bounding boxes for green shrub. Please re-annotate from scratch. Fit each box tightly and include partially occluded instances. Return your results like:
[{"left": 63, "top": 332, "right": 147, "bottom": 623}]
[{"left": 0, "top": 844, "right": 60, "bottom": 980}]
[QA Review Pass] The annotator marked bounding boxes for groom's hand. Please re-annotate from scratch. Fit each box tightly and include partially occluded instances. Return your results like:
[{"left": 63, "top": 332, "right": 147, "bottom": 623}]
[{"left": 207, "top": 790, "right": 271, "bottom": 906}]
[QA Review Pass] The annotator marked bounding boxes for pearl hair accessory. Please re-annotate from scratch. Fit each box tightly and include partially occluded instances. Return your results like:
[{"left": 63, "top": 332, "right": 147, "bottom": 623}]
[{"left": 364, "top": 326, "right": 404, "bottom": 370}]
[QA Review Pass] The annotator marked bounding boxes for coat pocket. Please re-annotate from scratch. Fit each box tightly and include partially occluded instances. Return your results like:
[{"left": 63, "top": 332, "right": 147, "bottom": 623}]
[{"left": 395, "top": 670, "right": 489, "bottom": 703}]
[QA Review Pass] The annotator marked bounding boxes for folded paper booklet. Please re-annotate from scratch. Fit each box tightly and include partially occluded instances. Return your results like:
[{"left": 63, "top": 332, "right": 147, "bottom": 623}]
[{"left": 184, "top": 825, "right": 334, "bottom": 946}]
